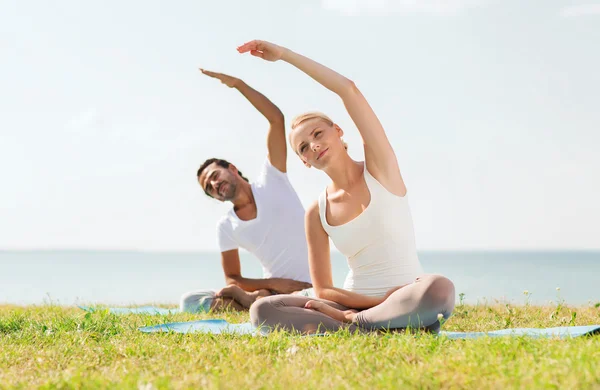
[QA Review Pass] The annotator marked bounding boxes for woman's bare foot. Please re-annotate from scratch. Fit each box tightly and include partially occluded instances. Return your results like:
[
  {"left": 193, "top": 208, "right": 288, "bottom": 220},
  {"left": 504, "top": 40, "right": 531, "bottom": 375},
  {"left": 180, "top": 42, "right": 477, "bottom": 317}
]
[{"left": 304, "top": 300, "right": 358, "bottom": 323}]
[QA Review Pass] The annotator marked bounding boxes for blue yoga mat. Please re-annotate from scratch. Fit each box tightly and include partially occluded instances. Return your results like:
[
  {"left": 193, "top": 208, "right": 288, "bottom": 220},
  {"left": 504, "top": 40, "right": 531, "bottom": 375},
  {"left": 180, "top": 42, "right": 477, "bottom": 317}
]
[
  {"left": 442, "top": 325, "right": 600, "bottom": 339},
  {"left": 138, "top": 319, "right": 600, "bottom": 339},
  {"left": 79, "top": 306, "right": 179, "bottom": 315},
  {"left": 140, "top": 319, "right": 258, "bottom": 335}
]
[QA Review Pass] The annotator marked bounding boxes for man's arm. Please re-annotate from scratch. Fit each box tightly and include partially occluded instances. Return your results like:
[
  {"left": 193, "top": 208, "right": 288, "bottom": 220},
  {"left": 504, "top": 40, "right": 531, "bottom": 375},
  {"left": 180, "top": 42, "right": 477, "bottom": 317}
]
[
  {"left": 200, "top": 69, "right": 287, "bottom": 173},
  {"left": 221, "top": 250, "right": 311, "bottom": 293}
]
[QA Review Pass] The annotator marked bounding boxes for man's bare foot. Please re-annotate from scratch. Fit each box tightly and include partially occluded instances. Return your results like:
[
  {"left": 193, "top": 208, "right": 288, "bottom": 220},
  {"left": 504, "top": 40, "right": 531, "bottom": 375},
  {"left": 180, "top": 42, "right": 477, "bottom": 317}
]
[
  {"left": 210, "top": 297, "right": 245, "bottom": 312},
  {"left": 304, "top": 300, "right": 358, "bottom": 323},
  {"left": 250, "top": 289, "right": 272, "bottom": 303},
  {"left": 216, "top": 285, "right": 251, "bottom": 307},
  {"left": 217, "top": 285, "right": 273, "bottom": 308}
]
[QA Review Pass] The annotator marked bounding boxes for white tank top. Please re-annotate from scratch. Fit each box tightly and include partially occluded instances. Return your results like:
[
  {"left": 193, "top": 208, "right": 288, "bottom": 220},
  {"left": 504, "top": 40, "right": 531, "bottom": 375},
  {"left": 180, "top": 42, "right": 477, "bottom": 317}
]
[{"left": 318, "top": 163, "right": 424, "bottom": 297}]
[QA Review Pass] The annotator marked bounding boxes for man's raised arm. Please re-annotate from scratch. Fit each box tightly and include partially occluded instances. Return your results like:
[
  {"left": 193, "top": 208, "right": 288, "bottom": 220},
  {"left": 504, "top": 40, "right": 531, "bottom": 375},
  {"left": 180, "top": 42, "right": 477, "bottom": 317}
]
[{"left": 200, "top": 69, "right": 287, "bottom": 172}]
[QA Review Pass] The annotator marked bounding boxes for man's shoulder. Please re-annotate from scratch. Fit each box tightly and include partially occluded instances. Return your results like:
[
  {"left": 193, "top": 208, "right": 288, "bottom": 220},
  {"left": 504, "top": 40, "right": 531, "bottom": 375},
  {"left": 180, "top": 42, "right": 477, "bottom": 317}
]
[
  {"left": 216, "top": 213, "right": 234, "bottom": 230},
  {"left": 253, "top": 158, "right": 289, "bottom": 187}
]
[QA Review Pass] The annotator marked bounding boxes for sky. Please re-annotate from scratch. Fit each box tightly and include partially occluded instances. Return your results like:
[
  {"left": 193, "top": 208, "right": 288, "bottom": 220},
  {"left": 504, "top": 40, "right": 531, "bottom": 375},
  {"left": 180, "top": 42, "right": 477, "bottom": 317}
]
[{"left": 1, "top": 0, "right": 599, "bottom": 252}]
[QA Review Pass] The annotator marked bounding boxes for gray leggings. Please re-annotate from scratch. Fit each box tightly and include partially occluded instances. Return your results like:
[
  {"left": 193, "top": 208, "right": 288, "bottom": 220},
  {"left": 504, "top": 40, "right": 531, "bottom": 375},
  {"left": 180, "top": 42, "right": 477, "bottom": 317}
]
[{"left": 250, "top": 274, "right": 455, "bottom": 334}]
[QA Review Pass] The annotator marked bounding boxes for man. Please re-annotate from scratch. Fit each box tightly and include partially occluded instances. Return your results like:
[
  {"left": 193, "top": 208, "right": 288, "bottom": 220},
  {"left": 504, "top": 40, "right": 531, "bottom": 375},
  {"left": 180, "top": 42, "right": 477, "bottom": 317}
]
[{"left": 180, "top": 69, "right": 312, "bottom": 313}]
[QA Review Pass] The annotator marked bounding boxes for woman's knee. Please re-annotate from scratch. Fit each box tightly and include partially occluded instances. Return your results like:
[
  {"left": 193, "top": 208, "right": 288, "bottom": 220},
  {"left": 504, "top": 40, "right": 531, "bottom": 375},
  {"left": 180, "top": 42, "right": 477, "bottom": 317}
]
[
  {"left": 423, "top": 275, "right": 456, "bottom": 311},
  {"left": 249, "top": 295, "right": 282, "bottom": 327}
]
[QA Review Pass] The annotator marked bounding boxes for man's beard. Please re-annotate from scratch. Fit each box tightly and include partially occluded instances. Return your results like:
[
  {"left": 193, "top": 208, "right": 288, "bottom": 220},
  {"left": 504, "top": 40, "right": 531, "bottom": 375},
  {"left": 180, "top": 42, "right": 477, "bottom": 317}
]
[{"left": 220, "top": 181, "right": 237, "bottom": 201}]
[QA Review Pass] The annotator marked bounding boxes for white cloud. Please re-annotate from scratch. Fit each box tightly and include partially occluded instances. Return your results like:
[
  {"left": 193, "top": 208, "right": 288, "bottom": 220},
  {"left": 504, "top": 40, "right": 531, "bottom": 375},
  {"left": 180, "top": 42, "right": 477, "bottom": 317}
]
[
  {"left": 322, "top": 0, "right": 387, "bottom": 14},
  {"left": 560, "top": 4, "right": 600, "bottom": 17},
  {"left": 67, "top": 108, "right": 104, "bottom": 132},
  {"left": 321, "top": 0, "right": 486, "bottom": 15}
]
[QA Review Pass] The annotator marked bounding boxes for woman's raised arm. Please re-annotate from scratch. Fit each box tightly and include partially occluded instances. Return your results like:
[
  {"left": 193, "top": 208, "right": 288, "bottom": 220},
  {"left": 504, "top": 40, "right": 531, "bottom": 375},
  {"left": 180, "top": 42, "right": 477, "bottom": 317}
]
[{"left": 238, "top": 40, "right": 406, "bottom": 196}]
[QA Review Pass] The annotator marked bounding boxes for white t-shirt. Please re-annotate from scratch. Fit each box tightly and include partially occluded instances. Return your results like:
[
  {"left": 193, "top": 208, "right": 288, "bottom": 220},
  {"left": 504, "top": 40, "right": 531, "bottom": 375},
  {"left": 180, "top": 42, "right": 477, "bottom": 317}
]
[{"left": 216, "top": 159, "right": 311, "bottom": 283}]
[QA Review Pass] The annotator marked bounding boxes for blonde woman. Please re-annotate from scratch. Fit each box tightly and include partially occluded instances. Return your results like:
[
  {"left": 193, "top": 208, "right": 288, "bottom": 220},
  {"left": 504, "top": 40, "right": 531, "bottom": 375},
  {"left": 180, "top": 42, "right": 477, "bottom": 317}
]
[{"left": 238, "top": 40, "right": 455, "bottom": 334}]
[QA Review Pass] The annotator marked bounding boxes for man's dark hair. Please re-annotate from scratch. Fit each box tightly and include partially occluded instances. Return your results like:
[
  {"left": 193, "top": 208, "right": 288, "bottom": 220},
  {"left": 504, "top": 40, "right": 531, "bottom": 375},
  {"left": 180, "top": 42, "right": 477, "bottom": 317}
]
[{"left": 197, "top": 158, "right": 249, "bottom": 197}]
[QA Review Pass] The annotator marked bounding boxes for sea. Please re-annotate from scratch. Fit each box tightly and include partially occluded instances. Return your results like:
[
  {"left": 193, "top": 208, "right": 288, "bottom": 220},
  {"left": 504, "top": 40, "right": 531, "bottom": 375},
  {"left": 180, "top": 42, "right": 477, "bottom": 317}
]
[{"left": 1, "top": 250, "right": 598, "bottom": 307}]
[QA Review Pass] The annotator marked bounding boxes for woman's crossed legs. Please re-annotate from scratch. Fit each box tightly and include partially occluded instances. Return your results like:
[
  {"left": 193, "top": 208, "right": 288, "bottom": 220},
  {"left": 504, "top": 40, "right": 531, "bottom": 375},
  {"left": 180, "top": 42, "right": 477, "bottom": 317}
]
[{"left": 250, "top": 274, "right": 455, "bottom": 334}]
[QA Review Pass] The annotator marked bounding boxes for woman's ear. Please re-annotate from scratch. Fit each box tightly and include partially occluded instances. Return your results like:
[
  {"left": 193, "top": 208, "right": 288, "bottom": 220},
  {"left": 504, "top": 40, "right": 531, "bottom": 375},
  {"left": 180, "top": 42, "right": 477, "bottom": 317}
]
[
  {"left": 333, "top": 123, "right": 344, "bottom": 138},
  {"left": 303, "top": 160, "right": 312, "bottom": 168}
]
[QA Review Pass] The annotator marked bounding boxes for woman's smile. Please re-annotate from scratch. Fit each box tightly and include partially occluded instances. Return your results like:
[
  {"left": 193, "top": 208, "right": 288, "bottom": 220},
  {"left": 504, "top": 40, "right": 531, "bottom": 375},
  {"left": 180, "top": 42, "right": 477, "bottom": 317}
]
[{"left": 317, "top": 148, "right": 329, "bottom": 160}]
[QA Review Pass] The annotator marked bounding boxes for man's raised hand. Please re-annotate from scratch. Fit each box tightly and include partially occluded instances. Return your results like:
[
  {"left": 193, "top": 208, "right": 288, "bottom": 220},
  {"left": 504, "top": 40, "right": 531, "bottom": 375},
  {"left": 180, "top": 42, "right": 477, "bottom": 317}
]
[{"left": 200, "top": 69, "right": 241, "bottom": 88}]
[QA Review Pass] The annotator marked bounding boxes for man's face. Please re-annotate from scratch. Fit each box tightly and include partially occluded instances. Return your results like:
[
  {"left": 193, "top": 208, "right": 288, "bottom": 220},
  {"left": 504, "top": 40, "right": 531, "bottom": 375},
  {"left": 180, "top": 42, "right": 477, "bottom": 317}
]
[{"left": 198, "top": 162, "right": 239, "bottom": 202}]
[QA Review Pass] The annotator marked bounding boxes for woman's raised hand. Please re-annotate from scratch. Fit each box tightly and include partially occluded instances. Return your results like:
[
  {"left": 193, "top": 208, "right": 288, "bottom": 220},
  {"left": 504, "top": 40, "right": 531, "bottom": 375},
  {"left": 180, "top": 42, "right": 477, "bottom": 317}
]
[{"left": 237, "top": 40, "right": 286, "bottom": 62}]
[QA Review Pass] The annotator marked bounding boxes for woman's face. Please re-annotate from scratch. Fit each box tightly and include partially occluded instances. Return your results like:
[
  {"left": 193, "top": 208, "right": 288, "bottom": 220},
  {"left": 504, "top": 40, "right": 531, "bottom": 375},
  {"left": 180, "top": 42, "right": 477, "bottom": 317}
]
[{"left": 290, "top": 118, "right": 344, "bottom": 169}]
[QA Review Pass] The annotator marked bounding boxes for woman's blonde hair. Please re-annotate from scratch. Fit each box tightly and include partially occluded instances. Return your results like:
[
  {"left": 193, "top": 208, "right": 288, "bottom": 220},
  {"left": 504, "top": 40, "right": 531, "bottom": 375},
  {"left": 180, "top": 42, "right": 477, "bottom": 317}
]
[
  {"left": 291, "top": 111, "right": 334, "bottom": 130},
  {"left": 289, "top": 111, "right": 347, "bottom": 152}
]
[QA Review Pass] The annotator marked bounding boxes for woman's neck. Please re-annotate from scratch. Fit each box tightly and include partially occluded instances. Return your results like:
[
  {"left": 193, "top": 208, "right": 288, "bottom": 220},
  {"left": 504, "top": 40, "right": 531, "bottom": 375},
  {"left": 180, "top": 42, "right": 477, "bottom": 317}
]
[{"left": 324, "top": 156, "right": 364, "bottom": 191}]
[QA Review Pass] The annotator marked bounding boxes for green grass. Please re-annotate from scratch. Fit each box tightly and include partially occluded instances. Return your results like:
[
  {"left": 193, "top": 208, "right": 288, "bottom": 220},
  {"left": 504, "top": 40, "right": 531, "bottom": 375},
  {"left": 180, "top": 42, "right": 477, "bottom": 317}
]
[{"left": 1, "top": 300, "right": 599, "bottom": 389}]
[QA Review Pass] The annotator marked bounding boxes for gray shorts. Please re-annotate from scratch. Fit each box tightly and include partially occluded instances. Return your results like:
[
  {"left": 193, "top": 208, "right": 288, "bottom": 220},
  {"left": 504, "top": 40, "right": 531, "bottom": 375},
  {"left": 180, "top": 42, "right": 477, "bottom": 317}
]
[
  {"left": 179, "top": 289, "right": 215, "bottom": 313},
  {"left": 293, "top": 287, "right": 316, "bottom": 297}
]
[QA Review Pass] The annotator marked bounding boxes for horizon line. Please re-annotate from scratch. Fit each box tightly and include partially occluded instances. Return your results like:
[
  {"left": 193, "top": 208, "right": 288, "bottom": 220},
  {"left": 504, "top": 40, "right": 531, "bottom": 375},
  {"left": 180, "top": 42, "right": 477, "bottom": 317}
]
[{"left": 1, "top": 248, "right": 599, "bottom": 254}]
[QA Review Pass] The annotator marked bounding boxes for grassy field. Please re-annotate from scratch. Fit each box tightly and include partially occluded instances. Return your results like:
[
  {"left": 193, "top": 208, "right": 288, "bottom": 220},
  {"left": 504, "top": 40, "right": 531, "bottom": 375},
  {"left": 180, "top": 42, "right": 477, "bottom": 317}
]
[{"left": 1, "top": 300, "right": 599, "bottom": 389}]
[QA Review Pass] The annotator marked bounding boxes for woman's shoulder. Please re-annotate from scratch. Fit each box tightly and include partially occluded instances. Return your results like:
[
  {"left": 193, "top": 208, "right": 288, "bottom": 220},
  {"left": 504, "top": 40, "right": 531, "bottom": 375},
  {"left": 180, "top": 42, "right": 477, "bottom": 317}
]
[
  {"left": 363, "top": 159, "right": 407, "bottom": 197},
  {"left": 305, "top": 199, "right": 330, "bottom": 236},
  {"left": 306, "top": 199, "right": 320, "bottom": 219},
  {"left": 306, "top": 198, "right": 327, "bottom": 227}
]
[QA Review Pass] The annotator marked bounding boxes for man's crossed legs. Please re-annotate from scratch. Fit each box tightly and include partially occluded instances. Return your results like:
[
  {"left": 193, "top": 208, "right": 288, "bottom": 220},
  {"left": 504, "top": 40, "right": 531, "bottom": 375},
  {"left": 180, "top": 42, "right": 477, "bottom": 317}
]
[{"left": 180, "top": 284, "right": 313, "bottom": 313}]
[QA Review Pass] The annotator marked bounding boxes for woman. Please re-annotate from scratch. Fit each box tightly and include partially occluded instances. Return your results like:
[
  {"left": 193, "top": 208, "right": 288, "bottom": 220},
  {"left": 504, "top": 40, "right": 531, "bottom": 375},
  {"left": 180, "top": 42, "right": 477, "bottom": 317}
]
[{"left": 238, "top": 40, "right": 455, "bottom": 334}]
